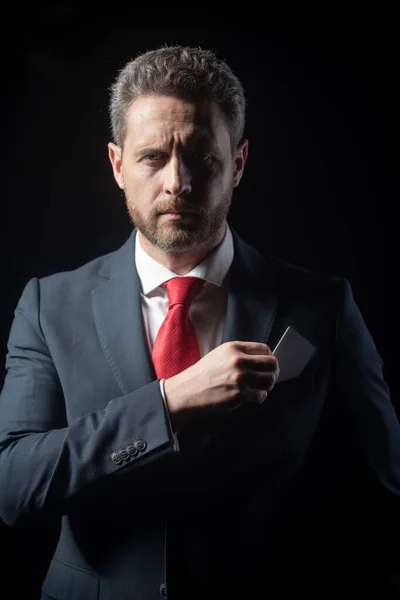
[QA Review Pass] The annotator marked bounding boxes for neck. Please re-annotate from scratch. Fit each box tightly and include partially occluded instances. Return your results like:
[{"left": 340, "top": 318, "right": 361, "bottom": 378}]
[{"left": 138, "top": 225, "right": 226, "bottom": 275}]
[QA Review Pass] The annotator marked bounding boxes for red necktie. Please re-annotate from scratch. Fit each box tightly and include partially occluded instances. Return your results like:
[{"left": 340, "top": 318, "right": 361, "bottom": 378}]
[{"left": 152, "top": 276, "right": 205, "bottom": 379}]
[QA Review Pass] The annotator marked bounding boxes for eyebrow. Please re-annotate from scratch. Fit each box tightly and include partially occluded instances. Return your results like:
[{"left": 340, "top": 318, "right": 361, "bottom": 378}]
[
  {"left": 134, "top": 145, "right": 167, "bottom": 157},
  {"left": 134, "top": 135, "right": 217, "bottom": 157},
  {"left": 136, "top": 127, "right": 217, "bottom": 151}
]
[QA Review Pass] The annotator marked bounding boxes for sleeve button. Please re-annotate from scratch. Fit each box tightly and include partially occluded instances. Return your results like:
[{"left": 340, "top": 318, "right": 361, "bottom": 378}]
[
  {"left": 118, "top": 448, "right": 129, "bottom": 461},
  {"left": 134, "top": 439, "right": 147, "bottom": 452},
  {"left": 126, "top": 444, "right": 138, "bottom": 457},
  {"left": 111, "top": 452, "right": 122, "bottom": 465}
]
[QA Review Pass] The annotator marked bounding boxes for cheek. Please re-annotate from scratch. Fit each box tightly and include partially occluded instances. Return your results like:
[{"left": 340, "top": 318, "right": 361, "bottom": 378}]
[
  {"left": 124, "top": 169, "right": 162, "bottom": 199},
  {"left": 208, "top": 168, "right": 233, "bottom": 197}
]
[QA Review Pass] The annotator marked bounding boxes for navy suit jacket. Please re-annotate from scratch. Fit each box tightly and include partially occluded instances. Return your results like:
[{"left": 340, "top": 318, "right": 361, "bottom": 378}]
[{"left": 0, "top": 227, "right": 399, "bottom": 599}]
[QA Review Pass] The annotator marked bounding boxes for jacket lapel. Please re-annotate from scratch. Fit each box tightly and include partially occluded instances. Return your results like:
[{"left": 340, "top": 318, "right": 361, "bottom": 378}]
[
  {"left": 91, "top": 230, "right": 156, "bottom": 396},
  {"left": 222, "top": 229, "right": 280, "bottom": 348}
]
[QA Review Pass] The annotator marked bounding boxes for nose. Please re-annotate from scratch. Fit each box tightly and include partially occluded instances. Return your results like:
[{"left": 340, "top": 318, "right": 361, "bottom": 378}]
[{"left": 163, "top": 154, "right": 192, "bottom": 197}]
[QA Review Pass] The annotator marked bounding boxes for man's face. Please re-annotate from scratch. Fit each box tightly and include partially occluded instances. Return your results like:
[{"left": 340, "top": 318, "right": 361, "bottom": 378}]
[{"left": 108, "top": 94, "right": 248, "bottom": 254}]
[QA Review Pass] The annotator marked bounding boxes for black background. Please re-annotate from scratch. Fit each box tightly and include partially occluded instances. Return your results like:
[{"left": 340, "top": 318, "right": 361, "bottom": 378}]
[{"left": 0, "top": 12, "right": 397, "bottom": 598}]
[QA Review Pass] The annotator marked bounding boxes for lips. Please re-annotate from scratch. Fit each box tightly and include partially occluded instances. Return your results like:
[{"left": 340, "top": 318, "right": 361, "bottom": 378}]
[
  {"left": 161, "top": 211, "right": 199, "bottom": 221},
  {"left": 162, "top": 210, "right": 199, "bottom": 216}
]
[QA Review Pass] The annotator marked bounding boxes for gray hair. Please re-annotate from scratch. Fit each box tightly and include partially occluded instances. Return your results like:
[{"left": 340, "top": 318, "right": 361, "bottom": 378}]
[{"left": 109, "top": 45, "right": 246, "bottom": 152}]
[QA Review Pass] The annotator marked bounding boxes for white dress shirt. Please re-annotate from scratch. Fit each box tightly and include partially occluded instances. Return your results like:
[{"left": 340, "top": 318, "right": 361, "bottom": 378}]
[{"left": 135, "top": 224, "right": 234, "bottom": 447}]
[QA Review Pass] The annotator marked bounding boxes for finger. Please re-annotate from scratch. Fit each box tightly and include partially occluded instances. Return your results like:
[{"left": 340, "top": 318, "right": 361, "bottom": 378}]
[
  {"left": 244, "top": 388, "right": 268, "bottom": 405},
  {"left": 243, "top": 370, "right": 277, "bottom": 392},
  {"left": 234, "top": 341, "right": 272, "bottom": 355},
  {"left": 229, "top": 386, "right": 268, "bottom": 411},
  {"left": 253, "top": 389, "right": 268, "bottom": 404},
  {"left": 244, "top": 355, "right": 279, "bottom": 373}
]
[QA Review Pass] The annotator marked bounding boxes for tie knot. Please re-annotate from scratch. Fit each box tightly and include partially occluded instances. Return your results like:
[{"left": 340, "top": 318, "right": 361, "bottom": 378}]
[{"left": 163, "top": 276, "right": 204, "bottom": 308}]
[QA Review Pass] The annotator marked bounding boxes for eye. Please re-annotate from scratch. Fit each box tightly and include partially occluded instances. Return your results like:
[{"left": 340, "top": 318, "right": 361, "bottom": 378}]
[
  {"left": 144, "top": 153, "right": 165, "bottom": 162},
  {"left": 185, "top": 151, "right": 215, "bottom": 167}
]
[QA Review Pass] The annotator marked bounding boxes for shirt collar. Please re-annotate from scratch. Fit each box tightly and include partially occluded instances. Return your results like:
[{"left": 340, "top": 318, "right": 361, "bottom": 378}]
[{"left": 135, "top": 224, "right": 234, "bottom": 295}]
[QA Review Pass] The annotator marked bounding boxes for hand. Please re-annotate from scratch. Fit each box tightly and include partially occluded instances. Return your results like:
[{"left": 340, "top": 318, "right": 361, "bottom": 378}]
[{"left": 164, "top": 341, "right": 279, "bottom": 427}]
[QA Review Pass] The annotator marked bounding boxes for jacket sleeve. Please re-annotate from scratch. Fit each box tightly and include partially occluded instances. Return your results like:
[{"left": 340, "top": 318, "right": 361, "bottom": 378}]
[
  {"left": 335, "top": 278, "right": 400, "bottom": 495},
  {"left": 0, "top": 278, "right": 179, "bottom": 526},
  {"left": 334, "top": 279, "right": 400, "bottom": 591}
]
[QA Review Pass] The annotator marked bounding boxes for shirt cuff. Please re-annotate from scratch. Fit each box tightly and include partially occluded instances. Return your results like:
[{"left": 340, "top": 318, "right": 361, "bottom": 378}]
[{"left": 159, "top": 379, "right": 180, "bottom": 452}]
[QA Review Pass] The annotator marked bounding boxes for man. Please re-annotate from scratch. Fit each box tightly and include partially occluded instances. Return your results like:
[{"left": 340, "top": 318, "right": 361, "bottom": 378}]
[{"left": 0, "top": 45, "right": 399, "bottom": 599}]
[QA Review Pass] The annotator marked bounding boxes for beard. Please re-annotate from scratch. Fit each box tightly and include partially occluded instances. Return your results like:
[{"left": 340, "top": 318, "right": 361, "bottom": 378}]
[{"left": 125, "top": 189, "right": 233, "bottom": 253}]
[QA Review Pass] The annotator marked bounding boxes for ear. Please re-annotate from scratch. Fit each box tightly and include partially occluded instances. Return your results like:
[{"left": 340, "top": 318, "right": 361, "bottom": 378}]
[
  {"left": 108, "top": 143, "right": 125, "bottom": 189},
  {"left": 232, "top": 139, "right": 249, "bottom": 188}
]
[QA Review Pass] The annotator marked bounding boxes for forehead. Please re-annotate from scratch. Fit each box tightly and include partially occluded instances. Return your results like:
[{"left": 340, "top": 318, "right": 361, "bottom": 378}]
[{"left": 125, "top": 94, "right": 229, "bottom": 147}]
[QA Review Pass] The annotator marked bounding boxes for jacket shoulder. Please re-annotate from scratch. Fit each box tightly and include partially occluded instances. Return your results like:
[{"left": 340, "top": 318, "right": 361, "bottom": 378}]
[
  {"left": 232, "top": 229, "right": 343, "bottom": 291},
  {"left": 38, "top": 233, "right": 134, "bottom": 292}
]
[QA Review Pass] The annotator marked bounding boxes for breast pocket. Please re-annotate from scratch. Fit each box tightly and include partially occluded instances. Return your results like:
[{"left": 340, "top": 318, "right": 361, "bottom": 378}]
[
  {"left": 270, "top": 369, "right": 316, "bottom": 402},
  {"left": 42, "top": 557, "right": 99, "bottom": 600}
]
